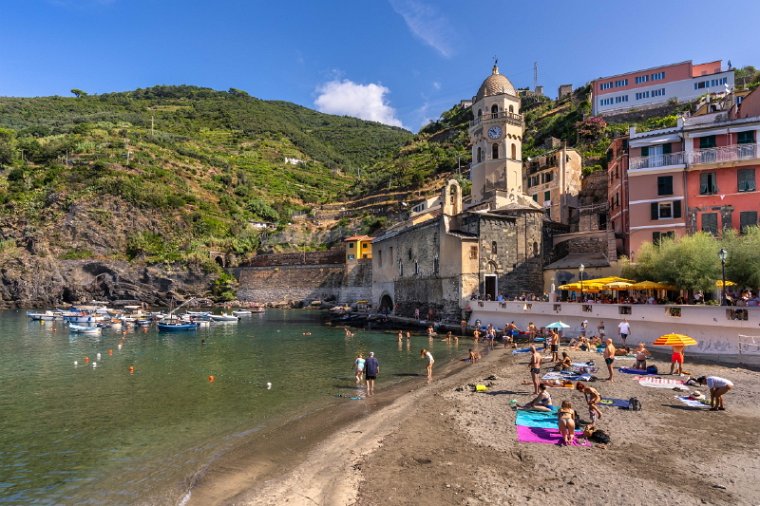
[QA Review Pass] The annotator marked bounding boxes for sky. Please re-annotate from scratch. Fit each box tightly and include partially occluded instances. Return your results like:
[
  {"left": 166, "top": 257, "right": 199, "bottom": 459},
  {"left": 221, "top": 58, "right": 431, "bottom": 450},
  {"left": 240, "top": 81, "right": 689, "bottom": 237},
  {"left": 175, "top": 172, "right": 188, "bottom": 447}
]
[{"left": 1, "top": 0, "right": 759, "bottom": 132}]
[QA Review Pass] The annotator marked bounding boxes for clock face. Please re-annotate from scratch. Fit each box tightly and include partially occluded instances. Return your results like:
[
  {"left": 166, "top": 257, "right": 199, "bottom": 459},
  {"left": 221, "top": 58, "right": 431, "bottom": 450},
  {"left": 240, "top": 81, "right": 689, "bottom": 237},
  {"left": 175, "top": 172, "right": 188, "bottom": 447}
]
[{"left": 487, "top": 126, "right": 502, "bottom": 139}]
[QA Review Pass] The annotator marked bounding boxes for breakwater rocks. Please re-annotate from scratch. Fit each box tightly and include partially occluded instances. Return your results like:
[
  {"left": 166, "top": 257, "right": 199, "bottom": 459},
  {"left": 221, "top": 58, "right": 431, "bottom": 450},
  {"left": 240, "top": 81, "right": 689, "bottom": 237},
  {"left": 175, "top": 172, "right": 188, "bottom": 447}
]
[{"left": 0, "top": 254, "right": 212, "bottom": 309}]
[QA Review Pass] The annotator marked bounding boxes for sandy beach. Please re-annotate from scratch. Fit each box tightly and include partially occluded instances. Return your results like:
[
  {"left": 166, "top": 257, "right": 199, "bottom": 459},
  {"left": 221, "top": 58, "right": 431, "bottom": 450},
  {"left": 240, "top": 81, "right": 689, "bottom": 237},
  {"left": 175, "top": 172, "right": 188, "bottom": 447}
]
[{"left": 189, "top": 342, "right": 760, "bottom": 506}]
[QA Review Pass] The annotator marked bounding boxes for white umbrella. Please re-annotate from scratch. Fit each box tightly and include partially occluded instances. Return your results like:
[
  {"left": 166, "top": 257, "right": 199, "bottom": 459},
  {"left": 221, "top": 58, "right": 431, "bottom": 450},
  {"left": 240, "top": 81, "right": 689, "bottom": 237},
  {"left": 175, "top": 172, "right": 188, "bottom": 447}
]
[{"left": 546, "top": 321, "right": 570, "bottom": 329}]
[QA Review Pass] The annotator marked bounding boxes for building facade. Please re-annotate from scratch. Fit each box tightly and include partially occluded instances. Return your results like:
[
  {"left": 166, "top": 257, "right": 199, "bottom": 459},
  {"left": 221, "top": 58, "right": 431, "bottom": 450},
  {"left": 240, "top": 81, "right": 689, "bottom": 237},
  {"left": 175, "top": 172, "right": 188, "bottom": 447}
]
[
  {"left": 524, "top": 145, "right": 582, "bottom": 224},
  {"left": 344, "top": 235, "right": 373, "bottom": 261},
  {"left": 606, "top": 137, "right": 630, "bottom": 257},
  {"left": 591, "top": 60, "right": 734, "bottom": 116}
]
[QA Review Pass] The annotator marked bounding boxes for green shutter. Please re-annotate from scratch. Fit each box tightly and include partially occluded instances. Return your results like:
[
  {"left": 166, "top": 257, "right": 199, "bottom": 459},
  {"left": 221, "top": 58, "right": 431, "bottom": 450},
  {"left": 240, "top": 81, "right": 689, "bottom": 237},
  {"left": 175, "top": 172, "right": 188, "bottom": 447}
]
[
  {"left": 662, "top": 143, "right": 672, "bottom": 154},
  {"left": 641, "top": 146, "right": 649, "bottom": 157},
  {"left": 651, "top": 203, "right": 659, "bottom": 220},
  {"left": 673, "top": 200, "right": 682, "bottom": 218}
]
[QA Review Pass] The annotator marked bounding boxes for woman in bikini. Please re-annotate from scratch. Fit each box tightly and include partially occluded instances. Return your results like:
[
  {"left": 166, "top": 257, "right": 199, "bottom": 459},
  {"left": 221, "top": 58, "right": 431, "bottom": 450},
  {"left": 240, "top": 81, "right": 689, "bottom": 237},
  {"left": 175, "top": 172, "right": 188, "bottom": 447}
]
[
  {"left": 517, "top": 384, "right": 553, "bottom": 412},
  {"left": 557, "top": 400, "right": 577, "bottom": 445}
]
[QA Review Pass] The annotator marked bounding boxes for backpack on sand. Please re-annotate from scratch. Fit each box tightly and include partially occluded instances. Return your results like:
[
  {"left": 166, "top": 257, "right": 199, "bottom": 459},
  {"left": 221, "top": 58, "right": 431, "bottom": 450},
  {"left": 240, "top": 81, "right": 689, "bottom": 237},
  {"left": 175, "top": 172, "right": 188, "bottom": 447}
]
[
  {"left": 628, "top": 397, "right": 642, "bottom": 411},
  {"left": 589, "top": 429, "right": 611, "bottom": 444}
]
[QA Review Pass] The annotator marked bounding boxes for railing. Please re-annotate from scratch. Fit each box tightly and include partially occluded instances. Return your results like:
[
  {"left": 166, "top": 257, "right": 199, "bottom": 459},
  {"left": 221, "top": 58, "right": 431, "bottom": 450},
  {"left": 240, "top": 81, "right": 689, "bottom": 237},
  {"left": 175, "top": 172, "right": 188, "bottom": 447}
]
[
  {"left": 629, "top": 151, "right": 685, "bottom": 170},
  {"left": 470, "top": 111, "right": 524, "bottom": 128},
  {"left": 690, "top": 144, "right": 758, "bottom": 165}
]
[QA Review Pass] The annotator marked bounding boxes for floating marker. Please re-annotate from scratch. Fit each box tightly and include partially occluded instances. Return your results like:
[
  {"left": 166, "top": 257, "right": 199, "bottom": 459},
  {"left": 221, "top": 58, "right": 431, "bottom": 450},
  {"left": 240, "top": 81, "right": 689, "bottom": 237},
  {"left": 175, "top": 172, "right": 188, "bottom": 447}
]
[
  {"left": 84, "top": 356, "right": 90, "bottom": 363},
  {"left": 96, "top": 353, "right": 101, "bottom": 360},
  {"left": 266, "top": 382, "right": 272, "bottom": 390},
  {"left": 208, "top": 375, "right": 216, "bottom": 383},
  {"left": 128, "top": 365, "right": 135, "bottom": 374},
  {"left": 108, "top": 349, "right": 113, "bottom": 356},
  {"left": 93, "top": 362, "right": 97, "bottom": 368},
  {"left": 74, "top": 361, "right": 78, "bottom": 367},
  {"left": 118, "top": 344, "right": 123, "bottom": 350}
]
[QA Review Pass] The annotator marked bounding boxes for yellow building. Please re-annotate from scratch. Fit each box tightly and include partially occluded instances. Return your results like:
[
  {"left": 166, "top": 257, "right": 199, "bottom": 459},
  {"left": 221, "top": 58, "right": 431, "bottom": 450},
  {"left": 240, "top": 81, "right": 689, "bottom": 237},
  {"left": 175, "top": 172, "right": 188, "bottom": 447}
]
[{"left": 344, "top": 235, "right": 373, "bottom": 261}]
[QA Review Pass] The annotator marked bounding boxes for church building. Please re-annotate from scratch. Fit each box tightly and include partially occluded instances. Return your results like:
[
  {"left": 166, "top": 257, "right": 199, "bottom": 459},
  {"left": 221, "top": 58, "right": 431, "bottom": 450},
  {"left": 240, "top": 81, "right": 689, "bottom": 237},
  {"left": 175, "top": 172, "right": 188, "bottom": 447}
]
[{"left": 371, "top": 64, "right": 546, "bottom": 319}]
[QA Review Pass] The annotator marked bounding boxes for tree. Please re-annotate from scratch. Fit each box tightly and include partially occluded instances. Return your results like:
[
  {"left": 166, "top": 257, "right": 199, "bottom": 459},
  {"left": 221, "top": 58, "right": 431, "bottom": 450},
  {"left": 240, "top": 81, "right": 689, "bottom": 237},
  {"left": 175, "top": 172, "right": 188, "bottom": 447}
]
[
  {"left": 70, "top": 89, "right": 88, "bottom": 98},
  {"left": 722, "top": 227, "right": 760, "bottom": 289},
  {"left": 0, "top": 128, "right": 16, "bottom": 166}
]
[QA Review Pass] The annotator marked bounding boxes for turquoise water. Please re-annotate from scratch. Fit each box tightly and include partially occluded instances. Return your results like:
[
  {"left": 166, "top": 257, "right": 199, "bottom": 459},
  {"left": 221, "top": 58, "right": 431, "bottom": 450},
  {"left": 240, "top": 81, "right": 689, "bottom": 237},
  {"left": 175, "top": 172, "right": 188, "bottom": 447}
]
[{"left": 0, "top": 310, "right": 465, "bottom": 504}]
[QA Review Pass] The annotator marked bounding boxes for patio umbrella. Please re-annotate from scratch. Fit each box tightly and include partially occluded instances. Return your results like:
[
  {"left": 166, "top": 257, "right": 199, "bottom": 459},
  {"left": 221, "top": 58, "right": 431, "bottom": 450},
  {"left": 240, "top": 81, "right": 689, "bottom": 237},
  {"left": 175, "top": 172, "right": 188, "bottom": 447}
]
[
  {"left": 604, "top": 281, "right": 633, "bottom": 290},
  {"left": 586, "top": 276, "right": 634, "bottom": 285},
  {"left": 546, "top": 321, "right": 570, "bottom": 329},
  {"left": 630, "top": 281, "right": 670, "bottom": 290},
  {"left": 652, "top": 333, "right": 698, "bottom": 347},
  {"left": 715, "top": 280, "right": 736, "bottom": 288}
]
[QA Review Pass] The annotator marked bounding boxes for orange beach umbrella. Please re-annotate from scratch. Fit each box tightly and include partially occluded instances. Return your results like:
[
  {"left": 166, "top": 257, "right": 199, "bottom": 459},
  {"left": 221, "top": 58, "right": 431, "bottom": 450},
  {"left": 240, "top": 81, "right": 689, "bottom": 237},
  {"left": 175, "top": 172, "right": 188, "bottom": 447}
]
[{"left": 652, "top": 333, "right": 698, "bottom": 347}]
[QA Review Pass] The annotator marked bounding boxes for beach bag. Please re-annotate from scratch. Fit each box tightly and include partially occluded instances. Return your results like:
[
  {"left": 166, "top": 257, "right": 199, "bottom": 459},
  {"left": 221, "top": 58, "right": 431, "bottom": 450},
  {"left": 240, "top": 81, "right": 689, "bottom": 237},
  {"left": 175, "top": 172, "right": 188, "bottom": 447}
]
[
  {"left": 628, "top": 397, "right": 642, "bottom": 411},
  {"left": 589, "top": 429, "right": 611, "bottom": 444},
  {"left": 646, "top": 365, "right": 658, "bottom": 375}
]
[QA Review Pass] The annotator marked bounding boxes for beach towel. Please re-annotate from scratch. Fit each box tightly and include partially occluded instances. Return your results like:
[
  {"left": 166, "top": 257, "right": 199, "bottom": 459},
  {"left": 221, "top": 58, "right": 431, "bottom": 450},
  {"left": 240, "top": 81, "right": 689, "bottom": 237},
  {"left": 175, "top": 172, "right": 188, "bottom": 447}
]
[
  {"left": 516, "top": 425, "right": 591, "bottom": 446},
  {"left": 599, "top": 398, "right": 630, "bottom": 409},
  {"left": 512, "top": 348, "right": 531, "bottom": 354},
  {"left": 676, "top": 396, "right": 710, "bottom": 409},
  {"left": 619, "top": 367, "right": 657, "bottom": 375},
  {"left": 638, "top": 377, "right": 685, "bottom": 388},
  {"left": 515, "top": 408, "right": 559, "bottom": 429},
  {"left": 542, "top": 371, "right": 593, "bottom": 382}
]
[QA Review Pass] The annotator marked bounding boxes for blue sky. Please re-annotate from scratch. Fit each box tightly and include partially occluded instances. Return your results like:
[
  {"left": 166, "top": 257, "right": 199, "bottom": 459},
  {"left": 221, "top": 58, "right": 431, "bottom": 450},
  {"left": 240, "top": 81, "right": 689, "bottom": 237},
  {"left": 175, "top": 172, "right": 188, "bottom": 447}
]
[{"left": 1, "top": 0, "right": 758, "bottom": 131}]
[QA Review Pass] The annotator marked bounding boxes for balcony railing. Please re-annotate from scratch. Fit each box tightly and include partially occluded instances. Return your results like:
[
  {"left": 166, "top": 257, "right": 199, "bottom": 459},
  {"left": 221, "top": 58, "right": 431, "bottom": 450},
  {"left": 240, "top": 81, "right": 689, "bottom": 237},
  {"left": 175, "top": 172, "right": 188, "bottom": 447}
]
[
  {"left": 629, "top": 151, "right": 685, "bottom": 170},
  {"left": 690, "top": 144, "right": 758, "bottom": 165},
  {"left": 470, "top": 111, "right": 524, "bottom": 128}
]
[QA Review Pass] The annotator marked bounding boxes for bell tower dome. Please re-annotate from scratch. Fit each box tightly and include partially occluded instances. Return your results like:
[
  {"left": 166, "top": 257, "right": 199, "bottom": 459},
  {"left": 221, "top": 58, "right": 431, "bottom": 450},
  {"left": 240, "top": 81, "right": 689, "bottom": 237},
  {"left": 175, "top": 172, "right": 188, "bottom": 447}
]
[{"left": 468, "top": 63, "right": 524, "bottom": 205}]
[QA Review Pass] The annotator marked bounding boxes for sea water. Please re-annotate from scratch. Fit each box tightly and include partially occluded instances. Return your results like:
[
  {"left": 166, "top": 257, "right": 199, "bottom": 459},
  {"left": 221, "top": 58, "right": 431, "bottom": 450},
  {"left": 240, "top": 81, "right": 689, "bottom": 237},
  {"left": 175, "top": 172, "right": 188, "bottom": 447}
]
[{"left": 0, "top": 310, "right": 464, "bottom": 504}]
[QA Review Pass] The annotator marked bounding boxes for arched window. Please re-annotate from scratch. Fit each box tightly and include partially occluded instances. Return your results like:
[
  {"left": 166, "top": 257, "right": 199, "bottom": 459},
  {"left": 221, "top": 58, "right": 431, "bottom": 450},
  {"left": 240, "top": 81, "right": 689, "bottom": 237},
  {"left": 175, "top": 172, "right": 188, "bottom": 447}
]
[
  {"left": 508, "top": 104, "right": 514, "bottom": 113},
  {"left": 511, "top": 143, "right": 517, "bottom": 160},
  {"left": 491, "top": 104, "right": 499, "bottom": 118},
  {"left": 491, "top": 241, "right": 498, "bottom": 255},
  {"left": 414, "top": 260, "right": 419, "bottom": 275},
  {"left": 492, "top": 143, "right": 499, "bottom": 159},
  {"left": 477, "top": 109, "right": 482, "bottom": 119},
  {"left": 477, "top": 147, "right": 483, "bottom": 163},
  {"left": 533, "top": 241, "right": 539, "bottom": 256},
  {"left": 408, "top": 249, "right": 413, "bottom": 260}
]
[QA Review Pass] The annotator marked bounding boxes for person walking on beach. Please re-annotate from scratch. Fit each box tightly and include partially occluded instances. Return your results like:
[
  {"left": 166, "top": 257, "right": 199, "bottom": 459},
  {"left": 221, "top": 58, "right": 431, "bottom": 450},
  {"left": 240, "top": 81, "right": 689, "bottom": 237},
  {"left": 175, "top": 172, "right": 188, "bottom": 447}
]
[
  {"left": 696, "top": 375, "right": 734, "bottom": 411},
  {"left": 421, "top": 348, "right": 434, "bottom": 380},
  {"left": 527, "top": 321, "right": 537, "bottom": 342},
  {"left": 354, "top": 353, "right": 365, "bottom": 385},
  {"left": 576, "top": 382, "right": 602, "bottom": 424},
  {"left": 529, "top": 345, "right": 542, "bottom": 394},
  {"left": 550, "top": 330, "right": 560, "bottom": 362},
  {"left": 617, "top": 319, "right": 631, "bottom": 346},
  {"left": 603, "top": 339, "right": 616, "bottom": 381},
  {"left": 365, "top": 352, "right": 380, "bottom": 396}
]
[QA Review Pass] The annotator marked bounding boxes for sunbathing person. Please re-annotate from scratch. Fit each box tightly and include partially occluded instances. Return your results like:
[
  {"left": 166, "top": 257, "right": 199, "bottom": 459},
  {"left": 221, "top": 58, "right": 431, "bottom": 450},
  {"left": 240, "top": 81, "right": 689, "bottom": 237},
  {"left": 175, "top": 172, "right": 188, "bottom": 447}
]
[
  {"left": 517, "top": 384, "right": 553, "bottom": 412},
  {"left": 614, "top": 346, "right": 632, "bottom": 356},
  {"left": 553, "top": 352, "right": 572, "bottom": 371},
  {"left": 557, "top": 400, "right": 577, "bottom": 445}
]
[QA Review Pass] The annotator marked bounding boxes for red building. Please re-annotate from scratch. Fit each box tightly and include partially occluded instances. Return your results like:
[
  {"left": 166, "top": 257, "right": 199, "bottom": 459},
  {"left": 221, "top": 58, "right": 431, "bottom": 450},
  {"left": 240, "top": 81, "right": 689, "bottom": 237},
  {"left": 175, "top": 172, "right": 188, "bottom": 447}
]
[{"left": 606, "top": 137, "right": 630, "bottom": 257}]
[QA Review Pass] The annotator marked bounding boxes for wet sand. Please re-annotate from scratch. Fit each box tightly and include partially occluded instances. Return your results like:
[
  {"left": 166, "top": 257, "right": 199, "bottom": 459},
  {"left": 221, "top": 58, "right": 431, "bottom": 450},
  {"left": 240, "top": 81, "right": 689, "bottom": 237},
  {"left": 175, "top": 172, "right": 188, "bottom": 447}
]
[{"left": 191, "top": 343, "right": 760, "bottom": 505}]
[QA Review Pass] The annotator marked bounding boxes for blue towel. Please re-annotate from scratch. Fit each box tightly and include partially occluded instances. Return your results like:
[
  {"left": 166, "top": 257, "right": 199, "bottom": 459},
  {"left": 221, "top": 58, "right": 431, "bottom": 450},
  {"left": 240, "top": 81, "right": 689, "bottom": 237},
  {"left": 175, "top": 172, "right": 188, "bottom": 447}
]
[
  {"left": 512, "top": 348, "right": 531, "bottom": 354},
  {"left": 515, "top": 408, "right": 559, "bottom": 429},
  {"left": 599, "top": 397, "right": 629, "bottom": 408},
  {"left": 619, "top": 367, "right": 656, "bottom": 375}
]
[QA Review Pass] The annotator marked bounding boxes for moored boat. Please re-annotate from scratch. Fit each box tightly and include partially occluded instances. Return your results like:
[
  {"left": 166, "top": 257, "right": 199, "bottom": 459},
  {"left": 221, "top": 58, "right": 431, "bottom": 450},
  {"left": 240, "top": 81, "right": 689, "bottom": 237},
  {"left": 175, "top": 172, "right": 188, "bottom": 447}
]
[
  {"left": 232, "top": 309, "right": 252, "bottom": 317},
  {"left": 68, "top": 323, "right": 102, "bottom": 334},
  {"left": 211, "top": 313, "right": 239, "bottom": 322},
  {"left": 157, "top": 321, "right": 198, "bottom": 332}
]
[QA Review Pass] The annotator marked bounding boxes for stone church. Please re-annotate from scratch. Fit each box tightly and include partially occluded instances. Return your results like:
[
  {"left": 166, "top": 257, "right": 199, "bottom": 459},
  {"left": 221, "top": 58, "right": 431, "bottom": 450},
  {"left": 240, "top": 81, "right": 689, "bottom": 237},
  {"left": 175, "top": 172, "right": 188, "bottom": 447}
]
[{"left": 371, "top": 64, "right": 546, "bottom": 319}]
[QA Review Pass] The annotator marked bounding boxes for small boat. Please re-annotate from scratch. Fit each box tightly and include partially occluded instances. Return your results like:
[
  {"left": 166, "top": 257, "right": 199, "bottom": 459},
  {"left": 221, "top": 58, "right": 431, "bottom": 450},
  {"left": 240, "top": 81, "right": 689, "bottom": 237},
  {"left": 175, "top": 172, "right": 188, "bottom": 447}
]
[
  {"left": 157, "top": 321, "right": 198, "bottom": 332},
  {"left": 232, "top": 309, "right": 252, "bottom": 317},
  {"left": 135, "top": 319, "right": 152, "bottom": 327},
  {"left": 211, "top": 313, "right": 239, "bottom": 322},
  {"left": 69, "top": 324, "right": 102, "bottom": 334},
  {"left": 27, "top": 310, "right": 62, "bottom": 321}
]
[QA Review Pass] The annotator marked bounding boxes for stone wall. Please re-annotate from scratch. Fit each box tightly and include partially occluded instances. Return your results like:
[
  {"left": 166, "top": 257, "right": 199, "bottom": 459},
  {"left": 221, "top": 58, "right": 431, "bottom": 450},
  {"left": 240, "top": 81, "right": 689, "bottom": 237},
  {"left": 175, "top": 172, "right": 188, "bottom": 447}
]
[{"left": 244, "top": 248, "right": 344, "bottom": 267}]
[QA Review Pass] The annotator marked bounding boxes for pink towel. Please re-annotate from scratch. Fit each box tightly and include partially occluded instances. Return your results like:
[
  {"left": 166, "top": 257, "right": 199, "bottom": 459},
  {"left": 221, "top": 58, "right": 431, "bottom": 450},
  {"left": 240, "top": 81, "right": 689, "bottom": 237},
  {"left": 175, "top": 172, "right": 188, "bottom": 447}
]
[{"left": 516, "top": 425, "right": 591, "bottom": 446}]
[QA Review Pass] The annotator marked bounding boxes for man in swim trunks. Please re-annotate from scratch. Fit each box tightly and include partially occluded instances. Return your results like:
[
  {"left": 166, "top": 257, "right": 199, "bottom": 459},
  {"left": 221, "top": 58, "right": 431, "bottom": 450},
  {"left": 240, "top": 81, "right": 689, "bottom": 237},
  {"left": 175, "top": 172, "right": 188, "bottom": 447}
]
[
  {"left": 550, "top": 330, "right": 560, "bottom": 362},
  {"left": 670, "top": 345, "right": 685, "bottom": 375},
  {"left": 603, "top": 338, "right": 616, "bottom": 382},
  {"left": 364, "top": 352, "right": 380, "bottom": 396},
  {"left": 529, "top": 345, "right": 542, "bottom": 395}
]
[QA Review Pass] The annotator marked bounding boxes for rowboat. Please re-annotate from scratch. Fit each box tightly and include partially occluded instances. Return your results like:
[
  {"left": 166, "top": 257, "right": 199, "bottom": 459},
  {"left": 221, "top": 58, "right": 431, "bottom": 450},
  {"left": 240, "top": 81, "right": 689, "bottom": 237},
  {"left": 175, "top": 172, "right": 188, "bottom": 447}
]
[
  {"left": 211, "top": 313, "right": 239, "bottom": 322},
  {"left": 232, "top": 310, "right": 252, "bottom": 317},
  {"left": 157, "top": 321, "right": 198, "bottom": 332},
  {"left": 69, "top": 324, "right": 102, "bottom": 334}
]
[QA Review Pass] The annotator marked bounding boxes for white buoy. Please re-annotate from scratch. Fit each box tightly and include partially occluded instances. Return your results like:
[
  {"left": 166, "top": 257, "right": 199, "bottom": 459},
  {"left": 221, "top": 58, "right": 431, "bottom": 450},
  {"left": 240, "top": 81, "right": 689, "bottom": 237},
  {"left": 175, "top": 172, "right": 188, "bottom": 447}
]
[
  {"left": 118, "top": 344, "right": 122, "bottom": 350},
  {"left": 266, "top": 382, "right": 272, "bottom": 390},
  {"left": 74, "top": 361, "right": 78, "bottom": 367},
  {"left": 96, "top": 353, "right": 102, "bottom": 360},
  {"left": 93, "top": 362, "right": 97, "bottom": 368}
]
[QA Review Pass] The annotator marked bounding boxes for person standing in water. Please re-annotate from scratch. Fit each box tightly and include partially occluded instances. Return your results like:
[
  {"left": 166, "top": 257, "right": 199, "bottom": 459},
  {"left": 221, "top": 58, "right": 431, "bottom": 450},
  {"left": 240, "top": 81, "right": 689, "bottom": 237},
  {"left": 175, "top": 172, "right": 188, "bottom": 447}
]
[
  {"left": 421, "top": 348, "right": 434, "bottom": 380},
  {"left": 364, "top": 352, "right": 380, "bottom": 396},
  {"left": 354, "top": 353, "right": 365, "bottom": 385}
]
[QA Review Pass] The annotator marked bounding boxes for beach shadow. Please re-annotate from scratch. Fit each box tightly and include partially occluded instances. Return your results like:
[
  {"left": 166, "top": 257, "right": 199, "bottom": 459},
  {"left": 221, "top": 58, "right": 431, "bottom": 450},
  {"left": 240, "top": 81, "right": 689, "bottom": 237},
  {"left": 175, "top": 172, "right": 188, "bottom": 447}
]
[
  {"left": 664, "top": 403, "right": 709, "bottom": 411},
  {"left": 485, "top": 389, "right": 529, "bottom": 396},
  {"left": 393, "top": 373, "right": 422, "bottom": 377}
]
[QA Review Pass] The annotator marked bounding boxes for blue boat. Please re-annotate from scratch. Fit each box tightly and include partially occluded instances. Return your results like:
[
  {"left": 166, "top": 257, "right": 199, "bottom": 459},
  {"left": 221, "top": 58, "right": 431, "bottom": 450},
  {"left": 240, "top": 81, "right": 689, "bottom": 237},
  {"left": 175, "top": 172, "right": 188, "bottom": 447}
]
[{"left": 157, "top": 321, "right": 198, "bottom": 332}]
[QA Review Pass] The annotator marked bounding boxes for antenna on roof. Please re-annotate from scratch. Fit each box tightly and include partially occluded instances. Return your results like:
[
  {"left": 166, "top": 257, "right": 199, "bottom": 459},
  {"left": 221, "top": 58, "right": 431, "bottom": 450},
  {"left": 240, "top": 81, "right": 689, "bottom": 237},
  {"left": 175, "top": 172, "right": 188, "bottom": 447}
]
[{"left": 534, "top": 62, "right": 539, "bottom": 90}]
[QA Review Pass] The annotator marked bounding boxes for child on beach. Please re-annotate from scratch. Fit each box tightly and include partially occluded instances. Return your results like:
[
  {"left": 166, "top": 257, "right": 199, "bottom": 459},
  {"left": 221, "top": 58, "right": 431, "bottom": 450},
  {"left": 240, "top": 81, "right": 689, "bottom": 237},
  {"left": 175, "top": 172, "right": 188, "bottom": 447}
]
[
  {"left": 354, "top": 353, "right": 365, "bottom": 384},
  {"left": 468, "top": 348, "right": 480, "bottom": 363},
  {"left": 421, "top": 348, "right": 434, "bottom": 380}
]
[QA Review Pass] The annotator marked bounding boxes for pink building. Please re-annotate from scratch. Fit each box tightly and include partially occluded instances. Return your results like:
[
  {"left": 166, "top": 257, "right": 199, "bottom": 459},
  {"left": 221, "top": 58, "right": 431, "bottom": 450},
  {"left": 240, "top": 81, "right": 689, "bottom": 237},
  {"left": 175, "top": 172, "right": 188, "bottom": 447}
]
[
  {"left": 592, "top": 60, "right": 734, "bottom": 116},
  {"left": 606, "top": 137, "right": 630, "bottom": 257}
]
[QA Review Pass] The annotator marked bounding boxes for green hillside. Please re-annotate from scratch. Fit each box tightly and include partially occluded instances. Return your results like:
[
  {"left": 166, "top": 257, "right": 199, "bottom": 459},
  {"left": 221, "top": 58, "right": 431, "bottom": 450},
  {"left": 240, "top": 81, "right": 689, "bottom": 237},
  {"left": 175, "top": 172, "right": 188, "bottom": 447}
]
[{"left": 0, "top": 86, "right": 411, "bottom": 265}]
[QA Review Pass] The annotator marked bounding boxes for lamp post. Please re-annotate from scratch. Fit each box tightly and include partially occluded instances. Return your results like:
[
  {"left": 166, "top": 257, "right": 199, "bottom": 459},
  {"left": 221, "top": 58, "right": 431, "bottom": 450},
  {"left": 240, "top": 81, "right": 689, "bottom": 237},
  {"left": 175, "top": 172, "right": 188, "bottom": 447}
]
[
  {"left": 579, "top": 264, "right": 585, "bottom": 302},
  {"left": 719, "top": 248, "right": 728, "bottom": 305}
]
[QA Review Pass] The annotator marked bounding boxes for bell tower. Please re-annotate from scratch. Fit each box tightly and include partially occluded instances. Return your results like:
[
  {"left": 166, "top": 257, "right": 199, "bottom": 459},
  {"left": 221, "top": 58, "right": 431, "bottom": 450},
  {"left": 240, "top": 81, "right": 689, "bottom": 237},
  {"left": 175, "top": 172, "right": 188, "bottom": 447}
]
[{"left": 468, "top": 63, "right": 524, "bottom": 205}]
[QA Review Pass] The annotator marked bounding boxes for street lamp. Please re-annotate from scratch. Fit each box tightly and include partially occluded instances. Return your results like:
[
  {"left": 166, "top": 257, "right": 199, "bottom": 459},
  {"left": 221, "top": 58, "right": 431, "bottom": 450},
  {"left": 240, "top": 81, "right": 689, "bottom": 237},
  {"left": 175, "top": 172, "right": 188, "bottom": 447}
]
[
  {"left": 719, "top": 248, "right": 728, "bottom": 305},
  {"left": 579, "top": 264, "right": 585, "bottom": 302}
]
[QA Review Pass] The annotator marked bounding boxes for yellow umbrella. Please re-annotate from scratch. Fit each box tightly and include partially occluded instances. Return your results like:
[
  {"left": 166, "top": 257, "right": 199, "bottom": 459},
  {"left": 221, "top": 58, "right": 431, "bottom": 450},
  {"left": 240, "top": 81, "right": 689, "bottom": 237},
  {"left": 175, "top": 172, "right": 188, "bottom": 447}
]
[
  {"left": 652, "top": 333, "right": 698, "bottom": 347},
  {"left": 604, "top": 281, "right": 633, "bottom": 290},
  {"left": 715, "top": 280, "right": 736, "bottom": 288},
  {"left": 630, "top": 280, "right": 670, "bottom": 290},
  {"left": 586, "top": 276, "right": 634, "bottom": 284},
  {"left": 558, "top": 283, "right": 579, "bottom": 291}
]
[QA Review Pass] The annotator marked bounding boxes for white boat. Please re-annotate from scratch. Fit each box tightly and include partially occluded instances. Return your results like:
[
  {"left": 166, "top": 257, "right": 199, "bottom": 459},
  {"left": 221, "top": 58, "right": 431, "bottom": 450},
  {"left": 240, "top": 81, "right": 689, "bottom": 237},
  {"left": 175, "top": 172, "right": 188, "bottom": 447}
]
[
  {"left": 232, "top": 310, "right": 252, "bottom": 317},
  {"left": 69, "top": 323, "right": 102, "bottom": 334},
  {"left": 211, "top": 313, "right": 239, "bottom": 322},
  {"left": 27, "top": 310, "right": 62, "bottom": 321}
]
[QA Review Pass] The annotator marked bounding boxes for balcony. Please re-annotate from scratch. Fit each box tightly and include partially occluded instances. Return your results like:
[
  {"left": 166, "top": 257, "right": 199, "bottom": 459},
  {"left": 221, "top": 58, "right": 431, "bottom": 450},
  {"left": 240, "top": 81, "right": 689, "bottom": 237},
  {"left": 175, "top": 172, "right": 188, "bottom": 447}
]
[
  {"left": 469, "top": 111, "right": 524, "bottom": 128},
  {"left": 690, "top": 144, "right": 758, "bottom": 166},
  {"left": 629, "top": 151, "right": 685, "bottom": 170}
]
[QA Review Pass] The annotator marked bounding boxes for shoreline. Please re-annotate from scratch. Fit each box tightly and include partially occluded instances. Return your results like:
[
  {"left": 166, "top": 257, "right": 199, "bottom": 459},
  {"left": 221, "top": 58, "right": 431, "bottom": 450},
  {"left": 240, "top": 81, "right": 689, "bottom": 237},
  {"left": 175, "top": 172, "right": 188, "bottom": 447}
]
[
  {"left": 184, "top": 338, "right": 491, "bottom": 505},
  {"left": 193, "top": 341, "right": 760, "bottom": 505}
]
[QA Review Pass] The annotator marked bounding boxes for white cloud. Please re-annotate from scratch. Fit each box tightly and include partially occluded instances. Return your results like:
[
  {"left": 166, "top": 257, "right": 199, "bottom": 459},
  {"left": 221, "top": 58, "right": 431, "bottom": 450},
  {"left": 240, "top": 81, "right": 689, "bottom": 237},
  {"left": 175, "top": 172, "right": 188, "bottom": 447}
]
[
  {"left": 315, "top": 80, "right": 405, "bottom": 128},
  {"left": 389, "top": 0, "right": 454, "bottom": 58},
  {"left": 432, "top": 81, "right": 441, "bottom": 91}
]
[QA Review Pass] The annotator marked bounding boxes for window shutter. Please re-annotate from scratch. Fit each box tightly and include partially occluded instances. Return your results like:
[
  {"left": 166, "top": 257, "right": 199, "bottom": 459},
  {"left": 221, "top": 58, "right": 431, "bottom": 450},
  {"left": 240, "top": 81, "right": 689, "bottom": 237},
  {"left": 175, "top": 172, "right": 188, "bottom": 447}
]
[
  {"left": 662, "top": 143, "right": 672, "bottom": 155},
  {"left": 673, "top": 200, "right": 682, "bottom": 218},
  {"left": 651, "top": 203, "right": 659, "bottom": 220},
  {"left": 641, "top": 146, "right": 649, "bottom": 157}
]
